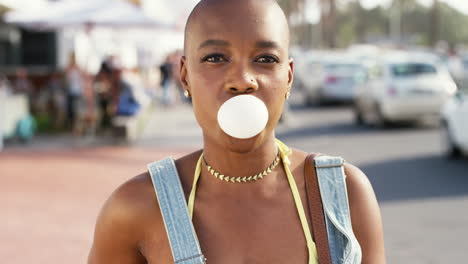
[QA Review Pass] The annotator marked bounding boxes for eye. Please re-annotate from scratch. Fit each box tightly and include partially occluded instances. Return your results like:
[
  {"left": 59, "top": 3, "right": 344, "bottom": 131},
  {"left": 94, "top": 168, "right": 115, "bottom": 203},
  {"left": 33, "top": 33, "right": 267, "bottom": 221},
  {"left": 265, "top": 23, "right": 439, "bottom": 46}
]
[
  {"left": 201, "top": 53, "right": 228, "bottom": 63},
  {"left": 255, "top": 55, "right": 279, "bottom": 64}
]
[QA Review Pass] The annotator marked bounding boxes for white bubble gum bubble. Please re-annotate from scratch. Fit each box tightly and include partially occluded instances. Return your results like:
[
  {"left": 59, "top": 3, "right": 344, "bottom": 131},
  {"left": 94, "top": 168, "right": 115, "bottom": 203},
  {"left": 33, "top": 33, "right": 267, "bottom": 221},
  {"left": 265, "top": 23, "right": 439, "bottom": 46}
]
[{"left": 217, "top": 95, "right": 269, "bottom": 139}]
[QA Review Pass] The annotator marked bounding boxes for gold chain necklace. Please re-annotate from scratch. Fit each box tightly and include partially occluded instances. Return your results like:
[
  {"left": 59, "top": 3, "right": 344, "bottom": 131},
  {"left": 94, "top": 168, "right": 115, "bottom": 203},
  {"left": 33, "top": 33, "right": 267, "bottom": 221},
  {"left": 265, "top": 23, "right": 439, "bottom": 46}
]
[{"left": 203, "top": 151, "right": 281, "bottom": 183}]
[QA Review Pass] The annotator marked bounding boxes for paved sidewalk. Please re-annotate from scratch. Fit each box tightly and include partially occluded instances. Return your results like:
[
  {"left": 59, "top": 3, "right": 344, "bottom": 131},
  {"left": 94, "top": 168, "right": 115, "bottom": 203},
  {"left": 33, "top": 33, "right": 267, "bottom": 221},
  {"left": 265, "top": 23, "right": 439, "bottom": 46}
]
[{"left": 1, "top": 146, "right": 193, "bottom": 264}]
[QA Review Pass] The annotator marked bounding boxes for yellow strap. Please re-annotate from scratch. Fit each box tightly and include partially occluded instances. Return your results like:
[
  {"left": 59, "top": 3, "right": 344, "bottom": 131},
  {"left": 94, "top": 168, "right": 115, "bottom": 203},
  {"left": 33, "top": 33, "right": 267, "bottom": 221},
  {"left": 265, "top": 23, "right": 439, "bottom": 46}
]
[
  {"left": 188, "top": 152, "right": 203, "bottom": 219},
  {"left": 276, "top": 139, "right": 318, "bottom": 264},
  {"left": 188, "top": 140, "right": 318, "bottom": 264}
]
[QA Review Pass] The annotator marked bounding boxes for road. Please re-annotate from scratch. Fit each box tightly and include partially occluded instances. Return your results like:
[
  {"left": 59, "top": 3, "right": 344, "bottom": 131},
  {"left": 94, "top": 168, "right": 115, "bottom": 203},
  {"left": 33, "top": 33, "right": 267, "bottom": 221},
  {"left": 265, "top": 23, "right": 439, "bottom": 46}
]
[{"left": 1, "top": 97, "right": 467, "bottom": 263}]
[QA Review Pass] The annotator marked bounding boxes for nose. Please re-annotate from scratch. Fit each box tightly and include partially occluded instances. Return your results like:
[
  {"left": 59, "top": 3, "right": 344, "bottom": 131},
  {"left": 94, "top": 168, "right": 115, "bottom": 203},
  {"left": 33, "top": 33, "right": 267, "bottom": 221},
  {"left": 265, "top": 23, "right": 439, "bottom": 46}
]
[{"left": 224, "top": 63, "right": 259, "bottom": 94}]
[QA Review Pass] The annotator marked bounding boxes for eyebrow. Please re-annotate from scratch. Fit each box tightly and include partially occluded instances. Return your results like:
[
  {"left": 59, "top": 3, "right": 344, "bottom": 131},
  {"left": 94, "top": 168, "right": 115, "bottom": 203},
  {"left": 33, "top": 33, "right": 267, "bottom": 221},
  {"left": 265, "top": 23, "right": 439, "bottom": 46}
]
[
  {"left": 198, "top": 39, "right": 230, "bottom": 50},
  {"left": 198, "top": 39, "right": 281, "bottom": 50},
  {"left": 255, "top": 40, "right": 280, "bottom": 49}
]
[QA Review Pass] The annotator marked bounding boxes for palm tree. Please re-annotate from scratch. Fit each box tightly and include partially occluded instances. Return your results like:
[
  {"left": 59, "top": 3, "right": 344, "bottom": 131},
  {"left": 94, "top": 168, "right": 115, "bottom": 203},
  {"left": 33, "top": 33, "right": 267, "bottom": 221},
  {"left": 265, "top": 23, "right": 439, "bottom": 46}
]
[
  {"left": 320, "top": 0, "right": 336, "bottom": 48},
  {"left": 429, "top": 0, "right": 439, "bottom": 46},
  {"left": 277, "top": 0, "right": 305, "bottom": 23}
]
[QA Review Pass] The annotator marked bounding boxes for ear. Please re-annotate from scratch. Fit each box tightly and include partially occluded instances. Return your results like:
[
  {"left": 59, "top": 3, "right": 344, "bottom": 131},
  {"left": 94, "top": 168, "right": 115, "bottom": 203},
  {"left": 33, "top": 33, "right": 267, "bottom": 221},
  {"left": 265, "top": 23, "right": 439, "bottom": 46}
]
[
  {"left": 180, "top": 56, "right": 190, "bottom": 92},
  {"left": 287, "top": 57, "right": 294, "bottom": 92}
]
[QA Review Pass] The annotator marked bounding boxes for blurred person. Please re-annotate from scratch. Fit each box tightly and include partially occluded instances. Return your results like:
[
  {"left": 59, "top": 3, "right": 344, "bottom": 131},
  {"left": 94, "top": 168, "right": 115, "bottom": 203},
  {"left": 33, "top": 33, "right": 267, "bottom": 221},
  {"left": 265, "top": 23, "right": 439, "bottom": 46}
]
[
  {"left": 13, "top": 68, "right": 34, "bottom": 110},
  {"left": 117, "top": 68, "right": 138, "bottom": 117},
  {"left": 13, "top": 68, "right": 33, "bottom": 95},
  {"left": 112, "top": 66, "right": 151, "bottom": 118},
  {"left": 82, "top": 74, "right": 98, "bottom": 137},
  {"left": 122, "top": 68, "right": 151, "bottom": 109},
  {"left": 159, "top": 54, "right": 175, "bottom": 106},
  {"left": 88, "top": 1, "right": 385, "bottom": 264},
  {"left": 66, "top": 53, "right": 97, "bottom": 137},
  {"left": 95, "top": 56, "right": 117, "bottom": 131},
  {"left": 66, "top": 53, "right": 84, "bottom": 130},
  {"left": 0, "top": 75, "right": 9, "bottom": 151},
  {"left": 107, "top": 61, "right": 124, "bottom": 117},
  {"left": 75, "top": 23, "right": 101, "bottom": 75},
  {"left": 143, "top": 64, "right": 162, "bottom": 100},
  {"left": 46, "top": 71, "right": 67, "bottom": 130},
  {"left": 102, "top": 62, "right": 138, "bottom": 118}
]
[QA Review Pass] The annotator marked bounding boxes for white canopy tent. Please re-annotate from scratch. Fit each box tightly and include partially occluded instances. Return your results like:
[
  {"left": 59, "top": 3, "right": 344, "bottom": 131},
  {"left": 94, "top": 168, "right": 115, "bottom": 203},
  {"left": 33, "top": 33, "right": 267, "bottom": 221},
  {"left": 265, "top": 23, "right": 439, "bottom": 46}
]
[
  {"left": 4, "top": 0, "right": 168, "bottom": 29},
  {"left": 141, "top": 0, "right": 199, "bottom": 28},
  {"left": 2, "top": 0, "right": 187, "bottom": 75},
  {"left": 0, "top": 0, "right": 47, "bottom": 11}
]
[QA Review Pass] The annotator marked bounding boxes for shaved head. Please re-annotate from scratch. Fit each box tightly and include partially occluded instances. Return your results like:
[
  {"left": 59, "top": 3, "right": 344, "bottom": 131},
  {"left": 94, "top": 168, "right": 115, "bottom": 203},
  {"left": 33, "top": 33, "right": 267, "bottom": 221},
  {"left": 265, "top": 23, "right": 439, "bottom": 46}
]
[
  {"left": 183, "top": 0, "right": 290, "bottom": 57},
  {"left": 178, "top": 0, "right": 295, "bottom": 153}
]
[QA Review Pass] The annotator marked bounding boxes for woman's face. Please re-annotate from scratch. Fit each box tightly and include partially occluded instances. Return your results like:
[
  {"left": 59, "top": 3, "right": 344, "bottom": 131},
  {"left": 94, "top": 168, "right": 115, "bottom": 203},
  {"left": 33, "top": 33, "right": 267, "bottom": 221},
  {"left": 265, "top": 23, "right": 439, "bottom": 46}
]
[{"left": 180, "top": 1, "right": 293, "bottom": 152}]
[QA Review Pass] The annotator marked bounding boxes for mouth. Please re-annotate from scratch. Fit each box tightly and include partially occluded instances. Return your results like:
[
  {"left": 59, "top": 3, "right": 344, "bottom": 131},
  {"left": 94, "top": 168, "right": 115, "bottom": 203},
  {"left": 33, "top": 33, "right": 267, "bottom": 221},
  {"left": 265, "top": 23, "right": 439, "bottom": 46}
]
[{"left": 217, "top": 95, "right": 269, "bottom": 139}]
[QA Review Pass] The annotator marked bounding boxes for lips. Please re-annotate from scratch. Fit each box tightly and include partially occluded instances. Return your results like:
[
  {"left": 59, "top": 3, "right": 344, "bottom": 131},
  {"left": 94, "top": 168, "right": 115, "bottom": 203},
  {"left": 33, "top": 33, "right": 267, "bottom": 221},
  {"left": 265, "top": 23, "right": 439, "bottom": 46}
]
[{"left": 217, "top": 95, "right": 269, "bottom": 139}]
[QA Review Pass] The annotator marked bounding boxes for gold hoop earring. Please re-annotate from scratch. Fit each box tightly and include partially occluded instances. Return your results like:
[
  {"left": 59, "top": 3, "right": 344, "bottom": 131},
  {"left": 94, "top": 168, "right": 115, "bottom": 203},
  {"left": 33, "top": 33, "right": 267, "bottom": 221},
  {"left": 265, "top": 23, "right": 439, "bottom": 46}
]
[{"left": 184, "top": 90, "right": 191, "bottom": 98}]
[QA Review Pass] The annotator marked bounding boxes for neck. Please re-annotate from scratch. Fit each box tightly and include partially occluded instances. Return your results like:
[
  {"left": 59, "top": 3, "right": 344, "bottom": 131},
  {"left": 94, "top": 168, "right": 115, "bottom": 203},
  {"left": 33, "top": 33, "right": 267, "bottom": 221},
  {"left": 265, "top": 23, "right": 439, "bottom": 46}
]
[{"left": 202, "top": 134, "right": 279, "bottom": 180}]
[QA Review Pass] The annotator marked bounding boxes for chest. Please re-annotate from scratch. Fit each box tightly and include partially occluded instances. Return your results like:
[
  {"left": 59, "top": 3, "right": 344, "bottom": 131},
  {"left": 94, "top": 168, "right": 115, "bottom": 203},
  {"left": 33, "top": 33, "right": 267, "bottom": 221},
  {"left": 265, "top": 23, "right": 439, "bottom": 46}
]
[
  {"left": 196, "top": 192, "right": 310, "bottom": 264},
  {"left": 141, "top": 189, "right": 311, "bottom": 264}
]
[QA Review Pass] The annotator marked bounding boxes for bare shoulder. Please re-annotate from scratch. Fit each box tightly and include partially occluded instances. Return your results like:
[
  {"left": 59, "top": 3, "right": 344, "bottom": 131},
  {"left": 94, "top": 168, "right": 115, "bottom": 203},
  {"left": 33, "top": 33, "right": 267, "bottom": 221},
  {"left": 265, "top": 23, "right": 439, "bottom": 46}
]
[
  {"left": 343, "top": 163, "right": 375, "bottom": 197},
  {"left": 287, "top": 148, "right": 309, "bottom": 169},
  {"left": 88, "top": 172, "right": 158, "bottom": 263},
  {"left": 89, "top": 151, "right": 204, "bottom": 264},
  {"left": 101, "top": 172, "right": 157, "bottom": 225},
  {"left": 343, "top": 163, "right": 386, "bottom": 264},
  {"left": 343, "top": 163, "right": 382, "bottom": 220},
  {"left": 287, "top": 147, "right": 321, "bottom": 175},
  {"left": 288, "top": 147, "right": 321, "bottom": 164}
]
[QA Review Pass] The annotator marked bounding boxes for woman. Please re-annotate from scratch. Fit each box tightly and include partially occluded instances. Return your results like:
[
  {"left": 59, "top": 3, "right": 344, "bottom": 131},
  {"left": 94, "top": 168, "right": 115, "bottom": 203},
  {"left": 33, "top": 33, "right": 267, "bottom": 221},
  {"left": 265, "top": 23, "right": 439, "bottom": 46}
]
[{"left": 88, "top": 0, "right": 385, "bottom": 263}]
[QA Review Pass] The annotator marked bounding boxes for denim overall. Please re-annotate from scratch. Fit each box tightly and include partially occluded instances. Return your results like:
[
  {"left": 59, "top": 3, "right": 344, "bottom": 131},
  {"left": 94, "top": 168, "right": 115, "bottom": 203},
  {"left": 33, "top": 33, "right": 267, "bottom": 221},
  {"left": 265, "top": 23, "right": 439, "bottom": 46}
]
[{"left": 147, "top": 155, "right": 361, "bottom": 264}]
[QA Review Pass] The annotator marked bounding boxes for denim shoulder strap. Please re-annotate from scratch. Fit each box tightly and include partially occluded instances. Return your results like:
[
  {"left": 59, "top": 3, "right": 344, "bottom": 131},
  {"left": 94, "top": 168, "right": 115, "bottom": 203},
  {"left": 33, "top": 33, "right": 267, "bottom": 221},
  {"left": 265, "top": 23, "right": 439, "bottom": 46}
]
[
  {"left": 147, "top": 158, "right": 206, "bottom": 264},
  {"left": 314, "top": 156, "right": 362, "bottom": 264}
]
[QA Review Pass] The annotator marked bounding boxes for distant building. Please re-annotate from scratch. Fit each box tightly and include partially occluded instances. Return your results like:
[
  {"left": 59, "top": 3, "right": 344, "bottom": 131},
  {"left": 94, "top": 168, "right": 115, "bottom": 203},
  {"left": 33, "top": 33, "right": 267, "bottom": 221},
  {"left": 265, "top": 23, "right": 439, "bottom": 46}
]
[{"left": 0, "top": 1, "right": 58, "bottom": 74}]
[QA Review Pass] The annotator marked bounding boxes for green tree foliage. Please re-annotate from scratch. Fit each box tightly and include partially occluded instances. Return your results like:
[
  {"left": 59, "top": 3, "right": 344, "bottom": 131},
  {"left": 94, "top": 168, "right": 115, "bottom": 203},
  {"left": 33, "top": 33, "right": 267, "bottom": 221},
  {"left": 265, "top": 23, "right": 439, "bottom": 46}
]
[
  {"left": 278, "top": 0, "right": 468, "bottom": 48},
  {"left": 437, "top": 3, "right": 468, "bottom": 46},
  {"left": 277, "top": 0, "right": 304, "bottom": 21}
]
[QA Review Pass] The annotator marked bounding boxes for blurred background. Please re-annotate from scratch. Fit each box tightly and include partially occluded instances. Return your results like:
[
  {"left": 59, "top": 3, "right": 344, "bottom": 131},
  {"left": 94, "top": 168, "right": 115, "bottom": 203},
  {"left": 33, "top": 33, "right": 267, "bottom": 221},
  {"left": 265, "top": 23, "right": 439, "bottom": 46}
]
[{"left": 1, "top": 0, "right": 467, "bottom": 263}]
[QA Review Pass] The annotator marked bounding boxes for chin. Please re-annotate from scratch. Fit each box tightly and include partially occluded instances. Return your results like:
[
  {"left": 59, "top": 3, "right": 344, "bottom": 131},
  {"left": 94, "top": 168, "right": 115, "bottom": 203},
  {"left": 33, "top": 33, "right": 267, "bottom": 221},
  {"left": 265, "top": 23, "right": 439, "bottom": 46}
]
[
  {"left": 222, "top": 132, "right": 271, "bottom": 154},
  {"left": 202, "top": 124, "right": 276, "bottom": 154}
]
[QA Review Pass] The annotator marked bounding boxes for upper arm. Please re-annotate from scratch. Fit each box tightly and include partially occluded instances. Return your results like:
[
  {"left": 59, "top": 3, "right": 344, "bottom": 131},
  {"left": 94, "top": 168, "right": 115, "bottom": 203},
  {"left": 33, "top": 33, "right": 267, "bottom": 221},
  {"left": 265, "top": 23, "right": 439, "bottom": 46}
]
[
  {"left": 88, "top": 180, "right": 147, "bottom": 264},
  {"left": 344, "top": 163, "right": 386, "bottom": 264}
]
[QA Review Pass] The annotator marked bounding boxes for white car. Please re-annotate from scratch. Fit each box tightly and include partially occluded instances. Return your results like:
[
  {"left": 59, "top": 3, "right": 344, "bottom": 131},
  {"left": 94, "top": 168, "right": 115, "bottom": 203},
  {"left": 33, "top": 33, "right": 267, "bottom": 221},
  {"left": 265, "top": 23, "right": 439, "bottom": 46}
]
[
  {"left": 293, "top": 50, "right": 326, "bottom": 98},
  {"left": 441, "top": 86, "right": 468, "bottom": 158},
  {"left": 296, "top": 52, "right": 364, "bottom": 106},
  {"left": 354, "top": 53, "right": 457, "bottom": 127}
]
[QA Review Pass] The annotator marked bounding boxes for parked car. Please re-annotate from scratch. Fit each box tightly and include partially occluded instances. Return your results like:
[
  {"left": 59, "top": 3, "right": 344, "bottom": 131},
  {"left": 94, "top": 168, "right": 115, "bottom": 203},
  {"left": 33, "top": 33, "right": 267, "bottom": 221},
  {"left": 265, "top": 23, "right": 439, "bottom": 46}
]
[
  {"left": 354, "top": 52, "right": 457, "bottom": 127},
  {"left": 441, "top": 85, "right": 468, "bottom": 158},
  {"left": 298, "top": 52, "right": 365, "bottom": 106},
  {"left": 458, "top": 53, "right": 468, "bottom": 90},
  {"left": 293, "top": 50, "right": 326, "bottom": 95}
]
